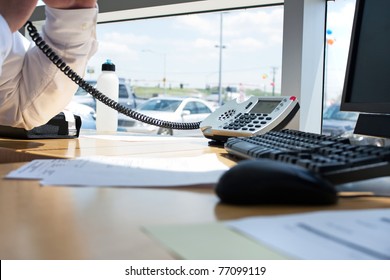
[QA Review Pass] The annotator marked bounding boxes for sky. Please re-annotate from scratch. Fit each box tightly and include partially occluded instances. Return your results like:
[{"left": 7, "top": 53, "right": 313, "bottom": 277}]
[
  {"left": 37, "top": 0, "right": 356, "bottom": 99},
  {"left": 325, "top": 0, "right": 356, "bottom": 102},
  {"left": 87, "top": 5, "right": 284, "bottom": 92}
]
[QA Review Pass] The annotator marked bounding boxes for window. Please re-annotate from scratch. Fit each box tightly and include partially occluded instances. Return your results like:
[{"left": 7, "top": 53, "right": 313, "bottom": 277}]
[
  {"left": 183, "top": 101, "right": 212, "bottom": 114},
  {"left": 32, "top": 0, "right": 325, "bottom": 135},
  {"left": 119, "top": 85, "right": 128, "bottom": 98},
  {"left": 86, "top": 5, "right": 284, "bottom": 104},
  {"left": 196, "top": 102, "right": 213, "bottom": 114},
  {"left": 80, "top": 4, "right": 284, "bottom": 133},
  {"left": 323, "top": 0, "right": 356, "bottom": 137},
  {"left": 139, "top": 99, "right": 181, "bottom": 112},
  {"left": 183, "top": 102, "right": 198, "bottom": 114}
]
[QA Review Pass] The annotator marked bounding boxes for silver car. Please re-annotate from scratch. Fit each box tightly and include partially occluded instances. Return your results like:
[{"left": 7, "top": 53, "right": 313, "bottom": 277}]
[
  {"left": 118, "top": 97, "right": 215, "bottom": 136},
  {"left": 72, "top": 78, "right": 137, "bottom": 110}
]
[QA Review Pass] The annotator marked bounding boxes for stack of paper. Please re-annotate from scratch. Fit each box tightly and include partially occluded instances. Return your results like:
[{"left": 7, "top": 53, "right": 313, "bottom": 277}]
[{"left": 5, "top": 154, "right": 229, "bottom": 187}]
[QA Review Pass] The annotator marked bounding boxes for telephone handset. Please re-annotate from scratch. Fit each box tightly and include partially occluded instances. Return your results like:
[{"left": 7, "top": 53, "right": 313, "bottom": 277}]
[
  {"left": 25, "top": 21, "right": 299, "bottom": 142},
  {"left": 200, "top": 96, "right": 299, "bottom": 142}
]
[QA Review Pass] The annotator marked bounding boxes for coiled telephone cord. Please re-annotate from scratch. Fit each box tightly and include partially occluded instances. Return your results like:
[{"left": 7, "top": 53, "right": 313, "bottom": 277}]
[{"left": 25, "top": 21, "right": 201, "bottom": 130}]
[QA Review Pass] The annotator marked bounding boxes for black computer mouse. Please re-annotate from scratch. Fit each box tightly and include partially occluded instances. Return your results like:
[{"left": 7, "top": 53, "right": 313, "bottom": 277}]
[{"left": 215, "top": 159, "right": 338, "bottom": 205}]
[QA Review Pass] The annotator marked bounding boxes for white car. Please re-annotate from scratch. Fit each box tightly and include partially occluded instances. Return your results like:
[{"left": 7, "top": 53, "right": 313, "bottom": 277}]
[
  {"left": 65, "top": 101, "right": 96, "bottom": 130},
  {"left": 118, "top": 97, "right": 215, "bottom": 136}
]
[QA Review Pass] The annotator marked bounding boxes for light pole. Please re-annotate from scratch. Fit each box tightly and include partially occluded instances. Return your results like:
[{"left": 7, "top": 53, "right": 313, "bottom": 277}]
[
  {"left": 215, "top": 13, "right": 226, "bottom": 106},
  {"left": 142, "top": 49, "right": 167, "bottom": 94},
  {"left": 271, "top": 66, "right": 278, "bottom": 96}
]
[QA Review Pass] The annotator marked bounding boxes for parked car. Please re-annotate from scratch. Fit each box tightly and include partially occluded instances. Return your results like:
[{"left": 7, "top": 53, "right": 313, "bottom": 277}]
[
  {"left": 322, "top": 104, "right": 358, "bottom": 137},
  {"left": 322, "top": 104, "right": 384, "bottom": 146},
  {"left": 72, "top": 78, "right": 137, "bottom": 110},
  {"left": 118, "top": 97, "right": 215, "bottom": 136},
  {"left": 65, "top": 101, "right": 96, "bottom": 130},
  {"left": 118, "top": 78, "right": 137, "bottom": 109},
  {"left": 72, "top": 80, "right": 96, "bottom": 110}
]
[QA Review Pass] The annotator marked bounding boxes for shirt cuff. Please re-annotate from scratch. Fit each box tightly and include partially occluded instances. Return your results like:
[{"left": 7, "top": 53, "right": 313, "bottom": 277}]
[
  {"left": 0, "top": 14, "right": 13, "bottom": 66},
  {"left": 43, "top": 6, "right": 98, "bottom": 46}
]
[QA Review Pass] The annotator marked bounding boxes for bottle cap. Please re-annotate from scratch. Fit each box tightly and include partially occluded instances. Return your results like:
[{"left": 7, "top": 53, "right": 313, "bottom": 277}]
[{"left": 102, "top": 59, "right": 115, "bottom": 71}]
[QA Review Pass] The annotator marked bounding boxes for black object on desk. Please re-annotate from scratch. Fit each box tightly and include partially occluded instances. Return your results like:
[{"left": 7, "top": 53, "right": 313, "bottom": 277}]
[
  {"left": 0, "top": 112, "right": 81, "bottom": 139},
  {"left": 216, "top": 159, "right": 338, "bottom": 205}
]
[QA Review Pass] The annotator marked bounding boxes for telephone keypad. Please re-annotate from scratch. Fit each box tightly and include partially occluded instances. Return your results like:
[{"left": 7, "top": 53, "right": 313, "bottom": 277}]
[
  {"left": 223, "top": 113, "right": 274, "bottom": 131},
  {"left": 218, "top": 109, "right": 237, "bottom": 121}
]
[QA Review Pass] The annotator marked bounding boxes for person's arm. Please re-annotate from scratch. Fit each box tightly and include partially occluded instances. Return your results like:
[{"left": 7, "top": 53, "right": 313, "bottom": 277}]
[{"left": 0, "top": 5, "right": 98, "bottom": 129}]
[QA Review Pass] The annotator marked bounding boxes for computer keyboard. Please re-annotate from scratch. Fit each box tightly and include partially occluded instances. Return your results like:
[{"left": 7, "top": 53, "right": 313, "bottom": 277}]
[{"left": 225, "top": 129, "right": 390, "bottom": 184}]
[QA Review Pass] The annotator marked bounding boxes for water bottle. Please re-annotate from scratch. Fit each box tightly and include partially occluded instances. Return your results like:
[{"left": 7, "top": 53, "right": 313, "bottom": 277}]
[{"left": 96, "top": 59, "right": 119, "bottom": 132}]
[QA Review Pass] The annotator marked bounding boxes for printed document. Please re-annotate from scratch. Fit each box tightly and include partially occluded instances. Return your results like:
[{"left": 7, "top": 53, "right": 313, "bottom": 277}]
[
  {"left": 227, "top": 209, "right": 390, "bottom": 260},
  {"left": 5, "top": 154, "right": 228, "bottom": 187}
]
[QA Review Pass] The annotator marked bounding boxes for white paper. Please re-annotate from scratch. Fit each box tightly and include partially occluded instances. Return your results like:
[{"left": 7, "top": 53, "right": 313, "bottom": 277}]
[
  {"left": 227, "top": 209, "right": 390, "bottom": 260},
  {"left": 5, "top": 154, "right": 229, "bottom": 187},
  {"left": 5, "top": 159, "right": 75, "bottom": 179},
  {"left": 83, "top": 134, "right": 208, "bottom": 142}
]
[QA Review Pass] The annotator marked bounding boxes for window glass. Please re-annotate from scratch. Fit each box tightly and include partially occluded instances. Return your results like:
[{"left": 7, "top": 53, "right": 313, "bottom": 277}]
[
  {"left": 119, "top": 84, "right": 128, "bottom": 98},
  {"left": 323, "top": 0, "right": 356, "bottom": 137},
  {"left": 139, "top": 99, "right": 181, "bottom": 112},
  {"left": 183, "top": 102, "right": 198, "bottom": 114},
  {"left": 196, "top": 102, "right": 212, "bottom": 114},
  {"left": 87, "top": 6, "right": 283, "bottom": 96},
  {"left": 75, "top": 5, "right": 284, "bottom": 133}
]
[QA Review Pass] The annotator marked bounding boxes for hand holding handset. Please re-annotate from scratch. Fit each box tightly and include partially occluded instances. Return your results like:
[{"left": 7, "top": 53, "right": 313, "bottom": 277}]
[
  {"left": 22, "top": 21, "right": 300, "bottom": 141},
  {"left": 200, "top": 96, "right": 299, "bottom": 142}
]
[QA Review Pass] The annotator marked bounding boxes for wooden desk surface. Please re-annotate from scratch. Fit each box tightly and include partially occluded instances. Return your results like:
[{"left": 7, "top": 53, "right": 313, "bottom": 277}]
[{"left": 1, "top": 134, "right": 390, "bottom": 259}]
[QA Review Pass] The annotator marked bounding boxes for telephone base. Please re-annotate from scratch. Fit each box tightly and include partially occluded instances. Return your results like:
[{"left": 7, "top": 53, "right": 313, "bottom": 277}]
[{"left": 0, "top": 112, "right": 81, "bottom": 139}]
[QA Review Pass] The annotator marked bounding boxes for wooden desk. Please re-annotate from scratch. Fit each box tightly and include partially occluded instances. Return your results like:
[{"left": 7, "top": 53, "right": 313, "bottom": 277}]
[{"left": 1, "top": 134, "right": 390, "bottom": 259}]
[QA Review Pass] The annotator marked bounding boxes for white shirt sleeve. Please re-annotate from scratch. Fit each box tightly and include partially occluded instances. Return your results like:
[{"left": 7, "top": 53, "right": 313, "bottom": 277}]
[
  {"left": 0, "top": 6, "right": 98, "bottom": 129},
  {"left": 0, "top": 15, "right": 13, "bottom": 76}
]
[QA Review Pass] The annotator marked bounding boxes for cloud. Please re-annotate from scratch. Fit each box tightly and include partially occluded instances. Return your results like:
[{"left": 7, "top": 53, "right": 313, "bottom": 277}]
[
  {"left": 171, "top": 6, "right": 283, "bottom": 54},
  {"left": 193, "top": 38, "right": 216, "bottom": 48},
  {"left": 224, "top": 7, "right": 283, "bottom": 30},
  {"left": 102, "top": 32, "right": 152, "bottom": 46},
  {"left": 173, "top": 6, "right": 284, "bottom": 44},
  {"left": 174, "top": 14, "right": 217, "bottom": 35},
  {"left": 92, "top": 31, "right": 153, "bottom": 63},
  {"left": 327, "top": 2, "right": 355, "bottom": 30},
  {"left": 229, "top": 37, "right": 265, "bottom": 51},
  {"left": 326, "top": 2, "right": 356, "bottom": 59},
  {"left": 88, "top": 5, "right": 285, "bottom": 86},
  {"left": 98, "top": 42, "right": 136, "bottom": 57},
  {"left": 224, "top": 8, "right": 283, "bottom": 37},
  {"left": 87, "top": 33, "right": 149, "bottom": 78}
]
